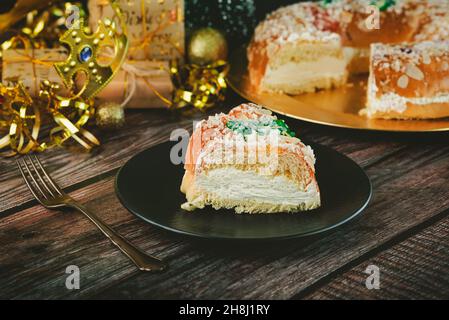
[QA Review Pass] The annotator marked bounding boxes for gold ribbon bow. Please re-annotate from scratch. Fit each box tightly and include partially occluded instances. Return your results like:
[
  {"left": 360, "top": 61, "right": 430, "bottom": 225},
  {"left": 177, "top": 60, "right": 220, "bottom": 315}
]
[
  {"left": 39, "top": 80, "right": 100, "bottom": 150},
  {"left": 170, "top": 60, "right": 229, "bottom": 110},
  {"left": 0, "top": 81, "right": 40, "bottom": 156}
]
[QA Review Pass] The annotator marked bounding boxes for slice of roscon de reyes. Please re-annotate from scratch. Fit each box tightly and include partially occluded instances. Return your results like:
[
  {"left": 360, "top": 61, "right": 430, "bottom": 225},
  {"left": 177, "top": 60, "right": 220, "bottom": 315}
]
[
  {"left": 364, "top": 41, "right": 449, "bottom": 119},
  {"left": 180, "top": 103, "right": 321, "bottom": 214}
]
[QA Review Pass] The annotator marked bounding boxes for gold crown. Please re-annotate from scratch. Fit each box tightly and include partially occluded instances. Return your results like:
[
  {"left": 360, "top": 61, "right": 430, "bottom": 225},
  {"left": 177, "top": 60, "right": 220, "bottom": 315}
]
[{"left": 55, "top": 15, "right": 128, "bottom": 99}]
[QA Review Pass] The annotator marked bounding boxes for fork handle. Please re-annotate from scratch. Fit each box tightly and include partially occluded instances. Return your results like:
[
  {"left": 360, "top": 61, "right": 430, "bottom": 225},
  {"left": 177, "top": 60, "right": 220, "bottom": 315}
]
[{"left": 68, "top": 201, "right": 167, "bottom": 272}]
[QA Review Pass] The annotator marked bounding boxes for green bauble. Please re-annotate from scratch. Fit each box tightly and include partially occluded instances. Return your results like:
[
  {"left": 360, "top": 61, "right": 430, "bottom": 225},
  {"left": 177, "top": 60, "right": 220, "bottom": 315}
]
[{"left": 187, "top": 27, "right": 228, "bottom": 65}]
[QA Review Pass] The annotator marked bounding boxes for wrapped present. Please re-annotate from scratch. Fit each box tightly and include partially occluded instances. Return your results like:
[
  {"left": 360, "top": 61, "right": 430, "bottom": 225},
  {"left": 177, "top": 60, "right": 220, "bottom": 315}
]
[
  {"left": 96, "top": 60, "right": 173, "bottom": 109},
  {"left": 88, "top": 0, "right": 185, "bottom": 61},
  {"left": 1, "top": 48, "right": 68, "bottom": 97},
  {"left": 2, "top": 49, "right": 173, "bottom": 108}
]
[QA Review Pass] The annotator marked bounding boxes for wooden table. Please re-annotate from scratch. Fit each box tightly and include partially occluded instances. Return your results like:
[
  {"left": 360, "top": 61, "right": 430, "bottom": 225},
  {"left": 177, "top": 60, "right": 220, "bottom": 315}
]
[{"left": 1, "top": 94, "right": 449, "bottom": 300}]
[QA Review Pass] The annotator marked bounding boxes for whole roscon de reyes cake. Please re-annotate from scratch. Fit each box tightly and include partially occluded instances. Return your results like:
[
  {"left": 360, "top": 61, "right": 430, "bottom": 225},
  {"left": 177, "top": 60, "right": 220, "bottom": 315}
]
[
  {"left": 180, "top": 103, "right": 320, "bottom": 214},
  {"left": 247, "top": 0, "right": 449, "bottom": 119}
]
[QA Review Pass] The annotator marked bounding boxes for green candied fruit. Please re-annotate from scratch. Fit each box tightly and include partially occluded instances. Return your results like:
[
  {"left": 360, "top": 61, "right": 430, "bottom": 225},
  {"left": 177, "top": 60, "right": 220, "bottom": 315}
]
[
  {"left": 371, "top": 0, "right": 396, "bottom": 11},
  {"left": 242, "top": 127, "right": 253, "bottom": 135},
  {"left": 226, "top": 120, "right": 252, "bottom": 135},
  {"left": 226, "top": 120, "right": 236, "bottom": 129},
  {"left": 274, "top": 119, "right": 287, "bottom": 129},
  {"left": 321, "top": 0, "right": 337, "bottom": 6},
  {"left": 226, "top": 118, "right": 296, "bottom": 137},
  {"left": 270, "top": 119, "right": 296, "bottom": 137},
  {"left": 227, "top": 120, "right": 242, "bottom": 132}
]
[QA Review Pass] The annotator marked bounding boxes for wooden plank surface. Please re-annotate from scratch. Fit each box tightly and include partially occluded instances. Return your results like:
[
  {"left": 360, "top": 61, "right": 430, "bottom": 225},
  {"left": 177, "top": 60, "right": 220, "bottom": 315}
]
[
  {"left": 304, "top": 213, "right": 449, "bottom": 300},
  {"left": 1, "top": 109, "right": 449, "bottom": 298},
  {"left": 90, "top": 142, "right": 449, "bottom": 299},
  {"left": 0, "top": 177, "right": 183, "bottom": 299}
]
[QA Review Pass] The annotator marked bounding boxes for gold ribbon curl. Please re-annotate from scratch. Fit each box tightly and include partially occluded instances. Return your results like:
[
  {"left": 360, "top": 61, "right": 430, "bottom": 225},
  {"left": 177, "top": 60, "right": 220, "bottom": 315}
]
[
  {"left": 0, "top": 0, "right": 127, "bottom": 155},
  {"left": 39, "top": 80, "right": 100, "bottom": 151},
  {"left": 0, "top": 81, "right": 41, "bottom": 156},
  {"left": 169, "top": 60, "right": 229, "bottom": 110},
  {"left": 0, "top": 78, "right": 100, "bottom": 156}
]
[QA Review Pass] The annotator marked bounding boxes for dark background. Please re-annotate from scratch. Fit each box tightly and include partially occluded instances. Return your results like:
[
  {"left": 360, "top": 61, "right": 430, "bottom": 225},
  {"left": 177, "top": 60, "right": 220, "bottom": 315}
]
[{"left": 0, "top": 0, "right": 300, "bottom": 49}]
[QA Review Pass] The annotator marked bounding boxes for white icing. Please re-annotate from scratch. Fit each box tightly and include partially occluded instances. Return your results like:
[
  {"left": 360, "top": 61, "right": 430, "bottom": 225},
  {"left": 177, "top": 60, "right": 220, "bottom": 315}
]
[
  {"left": 253, "top": 2, "right": 341, "bottom": 46},
  {"left": 367, "top": 74, "right": 449, "bottom": 116},
  {"left": 194, "top": 103, "right": 316, "bottom": 177}
]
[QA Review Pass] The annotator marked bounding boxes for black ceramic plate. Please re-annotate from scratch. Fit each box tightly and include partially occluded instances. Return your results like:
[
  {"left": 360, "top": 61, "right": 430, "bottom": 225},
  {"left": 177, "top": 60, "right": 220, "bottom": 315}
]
[{"left": 116, "top": 141, "right": 372, "bottom": 240}]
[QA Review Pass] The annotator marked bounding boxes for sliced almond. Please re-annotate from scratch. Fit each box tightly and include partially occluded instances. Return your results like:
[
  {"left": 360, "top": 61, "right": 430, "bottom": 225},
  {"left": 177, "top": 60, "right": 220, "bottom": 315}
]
[
  {"left": 392, "top": 60, "right": 402, "bottom": 72},
  {"left": 405, "top": 63, "right": 424, "bottom": 81},
  {"left": 422, "top": 54, "right": 431, "bottom": 65},
  {"left": 442, "top": 62, "right": 449, "bottom": 72},
  {"left": 397, "top": 75, "right": 409, "bottom": 89}
]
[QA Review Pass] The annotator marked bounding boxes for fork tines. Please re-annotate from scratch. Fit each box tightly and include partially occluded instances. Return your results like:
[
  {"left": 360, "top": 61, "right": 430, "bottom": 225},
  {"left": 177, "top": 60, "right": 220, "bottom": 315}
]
[{"left": 17, "top": 155, "right": 63, "bottom": 204}]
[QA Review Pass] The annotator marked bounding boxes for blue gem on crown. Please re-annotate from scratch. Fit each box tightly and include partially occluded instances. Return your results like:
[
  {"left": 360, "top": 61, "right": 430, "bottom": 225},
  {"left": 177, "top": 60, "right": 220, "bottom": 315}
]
[{"left": 79, "top": 46, "right": 93, "bottom": 63}]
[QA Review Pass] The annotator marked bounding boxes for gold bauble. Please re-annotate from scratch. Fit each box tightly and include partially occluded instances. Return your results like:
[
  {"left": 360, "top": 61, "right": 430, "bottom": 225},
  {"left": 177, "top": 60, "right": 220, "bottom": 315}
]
[
  {"left": 187, "top": 27, "right": 228, "bottom": 66},
  {"left": 95, "top": 102, "right": 125, "bottom": 129}
]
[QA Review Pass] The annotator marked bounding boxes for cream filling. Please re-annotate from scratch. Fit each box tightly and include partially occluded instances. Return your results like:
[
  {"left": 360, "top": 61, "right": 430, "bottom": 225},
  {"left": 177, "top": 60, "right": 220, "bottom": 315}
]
[
  {"left": 192, "top": 167, "right": 320, "bottom": 207},
  {"left": 367, "top": 77, "right": 449, "bottom": 116},
  {"left": 343, "top": 47, "right": 370, "bottom": 62},
  {"left": 263, "top": 56, "right": 348, "bottom": 86}
]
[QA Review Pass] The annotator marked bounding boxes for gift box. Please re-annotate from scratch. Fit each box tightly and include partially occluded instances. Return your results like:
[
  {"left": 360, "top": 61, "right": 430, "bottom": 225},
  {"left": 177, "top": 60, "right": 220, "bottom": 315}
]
[
  {"left": 88, "top": 0, "right": 185, "bottom": 61},
  {"left": 1, "top": 48, "right": 68, "bottom": 97},
  {"left": 96, "top": 60, "right": 173, "bottom": 109},
  {"left": 2, "top": 49, "right": 173, "bottom": 108}
]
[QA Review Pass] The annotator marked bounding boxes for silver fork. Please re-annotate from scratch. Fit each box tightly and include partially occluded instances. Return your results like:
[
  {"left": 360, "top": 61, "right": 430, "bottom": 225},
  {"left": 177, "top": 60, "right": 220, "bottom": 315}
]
[{"left": 17, "top": 155, "right": 166, "bottom": 272}]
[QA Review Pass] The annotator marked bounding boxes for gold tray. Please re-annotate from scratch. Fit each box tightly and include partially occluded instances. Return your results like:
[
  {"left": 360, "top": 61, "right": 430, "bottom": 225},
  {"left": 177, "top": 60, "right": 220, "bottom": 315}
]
[{"left": 227, "top": 47, "right": 449, "bottom": 132}]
